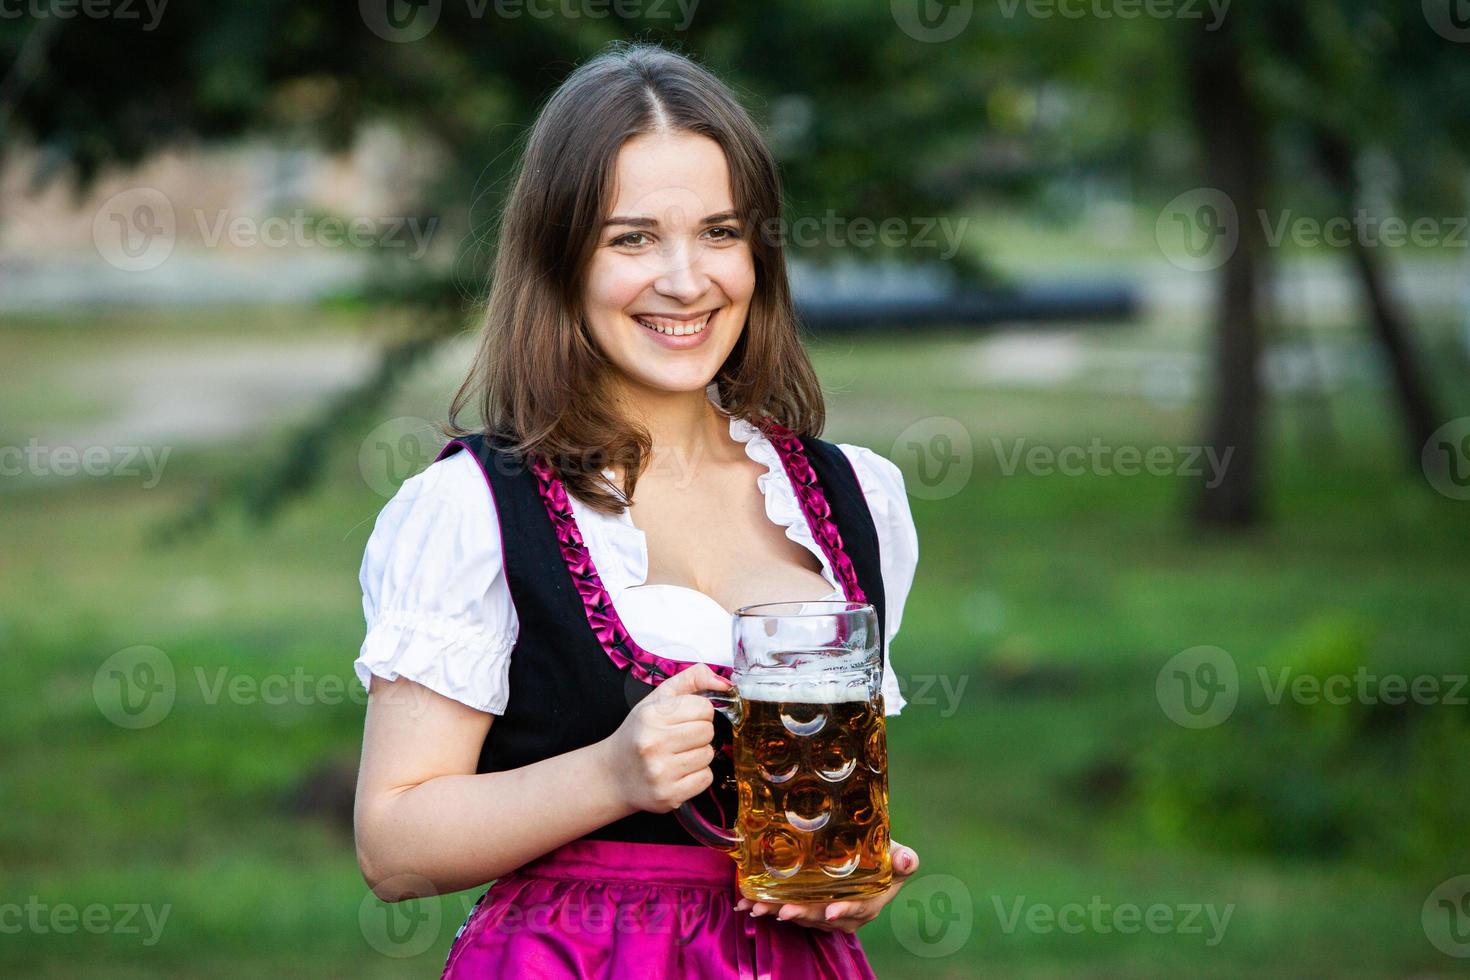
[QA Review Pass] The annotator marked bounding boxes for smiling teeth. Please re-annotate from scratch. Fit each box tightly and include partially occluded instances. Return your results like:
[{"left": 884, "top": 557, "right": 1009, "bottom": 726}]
[{"left": 635, "top": 312, "right": 712, "bottom": 336}]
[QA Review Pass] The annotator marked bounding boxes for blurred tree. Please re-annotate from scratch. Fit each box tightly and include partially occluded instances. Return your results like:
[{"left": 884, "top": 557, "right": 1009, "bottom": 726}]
[
  {"left": 991, "top": 1, "right": 1468, "bottom": 525},
  {"left": 1260, "top": 0, "right": 1466, "bottom": 479},
  {"left": 3, "top": 2, "right": 1005, "bottom": 531},
  {"left": 1184, "top": 15, "right": 1269, "bottom": 526},
  {"left": 2, "top": 1, "right": 1465, "bottom": 529}
]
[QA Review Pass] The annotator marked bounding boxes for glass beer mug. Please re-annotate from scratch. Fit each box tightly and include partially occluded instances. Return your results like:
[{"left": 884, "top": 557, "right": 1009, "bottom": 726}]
[{"left": 677, "top": 600, "right": 892, "bottom": 903}]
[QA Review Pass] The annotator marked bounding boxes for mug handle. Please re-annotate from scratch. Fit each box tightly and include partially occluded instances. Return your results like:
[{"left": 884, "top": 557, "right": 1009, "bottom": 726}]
[{"left": 674, "top": 689, "right": 744, "bottom": 856}]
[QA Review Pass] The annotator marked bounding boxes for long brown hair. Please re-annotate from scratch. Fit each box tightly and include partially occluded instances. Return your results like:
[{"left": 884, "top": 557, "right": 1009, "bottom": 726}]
[{"left": 443, "top": 40, "right": 825, "bottom": 514}]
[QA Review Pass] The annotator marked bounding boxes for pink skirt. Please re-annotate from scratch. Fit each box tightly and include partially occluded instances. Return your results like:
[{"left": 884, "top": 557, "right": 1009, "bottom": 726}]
[{"left": 440, "top": 838, "right": 877, "bottom": 979}]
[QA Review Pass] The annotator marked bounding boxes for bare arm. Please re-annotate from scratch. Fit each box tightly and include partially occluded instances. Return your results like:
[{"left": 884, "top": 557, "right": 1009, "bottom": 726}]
[{"left": 353, "top": 662, "right": 732, "bottom": 901}]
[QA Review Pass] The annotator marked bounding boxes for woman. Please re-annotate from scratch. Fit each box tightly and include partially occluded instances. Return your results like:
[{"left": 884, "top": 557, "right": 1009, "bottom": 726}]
[{"left": 353, "top": 40, "right": 922, "bottom": 978}]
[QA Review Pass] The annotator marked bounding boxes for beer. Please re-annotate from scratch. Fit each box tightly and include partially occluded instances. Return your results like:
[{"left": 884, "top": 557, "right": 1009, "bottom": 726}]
[{"left": 731, "top": 676, "right": 891, "bottom": 903}]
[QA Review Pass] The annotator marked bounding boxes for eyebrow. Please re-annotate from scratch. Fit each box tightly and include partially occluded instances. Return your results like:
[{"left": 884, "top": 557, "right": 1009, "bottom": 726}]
[{"left": 602, "top": 209, "right": 740, "bottom": 228}]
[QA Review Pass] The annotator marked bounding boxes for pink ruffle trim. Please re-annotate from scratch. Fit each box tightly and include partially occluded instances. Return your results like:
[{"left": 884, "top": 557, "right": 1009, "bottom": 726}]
[{"left": 527, "top": 415, "right": 866, "bottom": 688}]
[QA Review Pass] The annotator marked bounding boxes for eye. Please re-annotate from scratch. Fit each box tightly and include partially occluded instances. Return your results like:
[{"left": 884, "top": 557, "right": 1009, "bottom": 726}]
[
  {"left": 610, "top": 231, "right": 649, "bottom": 248},
  {"left": 705, "top": 225, "right": 742, "bottom": 242}
]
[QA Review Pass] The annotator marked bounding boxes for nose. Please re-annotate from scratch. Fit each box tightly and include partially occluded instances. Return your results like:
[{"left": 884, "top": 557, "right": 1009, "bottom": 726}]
[{"left": 651, "top": 239, "right": 710, "bottom": 305}]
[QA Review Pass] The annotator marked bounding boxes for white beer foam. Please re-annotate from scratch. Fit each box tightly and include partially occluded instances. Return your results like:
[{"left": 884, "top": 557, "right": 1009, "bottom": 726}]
[{"left": 737, "top": 674, "right": 870, "bottom": 704}]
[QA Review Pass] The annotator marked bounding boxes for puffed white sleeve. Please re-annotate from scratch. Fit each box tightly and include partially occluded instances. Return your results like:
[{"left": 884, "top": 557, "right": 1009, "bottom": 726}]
[
  {"left": 354, "top": 449, "right": 518, "bottom": 714},
  {"left": 839, "top": 444, "right": 920, "bottom": 717}
]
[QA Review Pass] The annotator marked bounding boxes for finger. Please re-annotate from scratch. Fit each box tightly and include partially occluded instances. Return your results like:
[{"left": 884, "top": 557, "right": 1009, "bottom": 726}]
[
  {"left": 658, "top": 717, "right": 718, "bottom": 751},
  {"left": 825, "top": 901, "right": 857, "bottom": 922},
  {"left": 890, "top": 841, "right": 919, "bottom": 877},
  {"left": 779, "top": 904, "right": 852, "bottom": 932},
  {"left": 645, "top": 693, "right": 724, "bottom": 727},
  {"left": 669, "top": 742, "right": 717, "bottom": 772},
  {"left": 659, "top": 772, "right": 713, "bottom": 812},
  {"left": 655, "top": 662, "right": 735, "bottom": 699},
  {"left": 776, "top": 903, "right": 824, "bottom": 923}
]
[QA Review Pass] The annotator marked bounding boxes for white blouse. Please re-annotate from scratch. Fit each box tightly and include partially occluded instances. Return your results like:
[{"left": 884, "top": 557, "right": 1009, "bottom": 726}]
[{"left": 355, "top": 414, "right": 919, "bottom": 717}]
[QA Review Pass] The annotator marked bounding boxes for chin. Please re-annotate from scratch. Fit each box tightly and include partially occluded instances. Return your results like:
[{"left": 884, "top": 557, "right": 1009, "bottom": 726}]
[{"left": 640, "top": 372, "right": 720, "bottom": 395}]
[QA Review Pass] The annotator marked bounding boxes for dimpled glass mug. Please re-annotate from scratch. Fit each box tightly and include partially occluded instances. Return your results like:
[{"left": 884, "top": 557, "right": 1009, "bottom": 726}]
[{"left": 677, "top": 600, "right": 892, "bottom": 904}]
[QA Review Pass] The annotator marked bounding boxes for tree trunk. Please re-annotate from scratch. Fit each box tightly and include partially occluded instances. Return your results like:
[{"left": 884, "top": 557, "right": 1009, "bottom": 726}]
[
  {"left": 1186, "top": 19, "right": 1269, "bottom": 527},
  {"left": 1315, "top": 130, "right": 1445, "bottom": 471}
]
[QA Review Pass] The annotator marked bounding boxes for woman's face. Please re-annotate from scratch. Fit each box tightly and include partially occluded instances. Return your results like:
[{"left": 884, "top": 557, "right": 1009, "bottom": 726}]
[{"left": 583, "top": 130, "right": 755, "bottom": 401}]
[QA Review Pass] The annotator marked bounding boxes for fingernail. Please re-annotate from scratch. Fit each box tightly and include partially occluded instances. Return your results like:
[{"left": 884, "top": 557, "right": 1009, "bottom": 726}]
[
  {"left": 777, "top": 907, "right": 796, "bottom": 920},
  {"left": 825, "top": 905, "right": 844, "bottom": 921},
  {"left": 900, "top": 849, "right": 915, "bottom": 870}
]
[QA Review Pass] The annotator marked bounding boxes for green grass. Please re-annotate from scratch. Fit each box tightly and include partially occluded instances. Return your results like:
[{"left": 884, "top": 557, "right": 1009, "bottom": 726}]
[{"left": 4, "top": 302, "right": 1470, "bottom": 977}]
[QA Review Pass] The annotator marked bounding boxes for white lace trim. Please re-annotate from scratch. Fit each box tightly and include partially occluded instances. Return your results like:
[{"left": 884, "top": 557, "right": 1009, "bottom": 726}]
[{"left": 570, "top": 414, "right": 844, "bottom": 601}]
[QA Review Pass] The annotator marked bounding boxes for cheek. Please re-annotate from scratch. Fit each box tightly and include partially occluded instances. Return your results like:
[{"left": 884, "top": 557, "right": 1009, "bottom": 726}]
[
  {"left": 586, "top": 257, "right": 648, "bottom": 313},
  {"left": 712, "top": 248, "right": 757, "bottom": 303}
]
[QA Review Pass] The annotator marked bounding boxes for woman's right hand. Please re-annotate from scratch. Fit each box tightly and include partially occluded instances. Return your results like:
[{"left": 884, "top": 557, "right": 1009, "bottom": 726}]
[{"left": 604, "top": 662, "right": 735, "bottom": 814}]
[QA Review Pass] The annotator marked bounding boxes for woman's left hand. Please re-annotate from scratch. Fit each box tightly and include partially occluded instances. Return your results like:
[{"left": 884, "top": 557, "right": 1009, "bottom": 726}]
[{"left": 734, "top": 840, "right": 920, "bottom": 934}]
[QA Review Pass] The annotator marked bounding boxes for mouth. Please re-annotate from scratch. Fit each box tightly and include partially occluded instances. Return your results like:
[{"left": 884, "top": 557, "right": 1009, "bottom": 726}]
[{"left": 631, "top": 309, "right": 717, "bottom": 337}]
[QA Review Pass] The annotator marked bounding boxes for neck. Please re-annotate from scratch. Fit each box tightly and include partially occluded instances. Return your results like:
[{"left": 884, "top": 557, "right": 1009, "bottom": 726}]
[{"left": 610, "top": 381, "right": 736, "bottom": 478}]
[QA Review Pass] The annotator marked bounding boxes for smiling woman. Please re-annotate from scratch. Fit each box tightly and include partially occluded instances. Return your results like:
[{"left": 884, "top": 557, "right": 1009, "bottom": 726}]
[
  {"left": 438, "top": 40, "right": 826, "bottom": 516},
  {"left": 351, "top": 39, "right": 920, "bottom": 980}
]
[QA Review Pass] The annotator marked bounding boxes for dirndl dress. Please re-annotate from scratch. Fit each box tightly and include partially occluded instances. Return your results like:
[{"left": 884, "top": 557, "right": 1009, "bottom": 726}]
[
  {"left": 439, "top": 838, "right": 876, "bottom": 978},
  {"left": 432, "top": 417, "right": 891, "bottom": 979}
]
